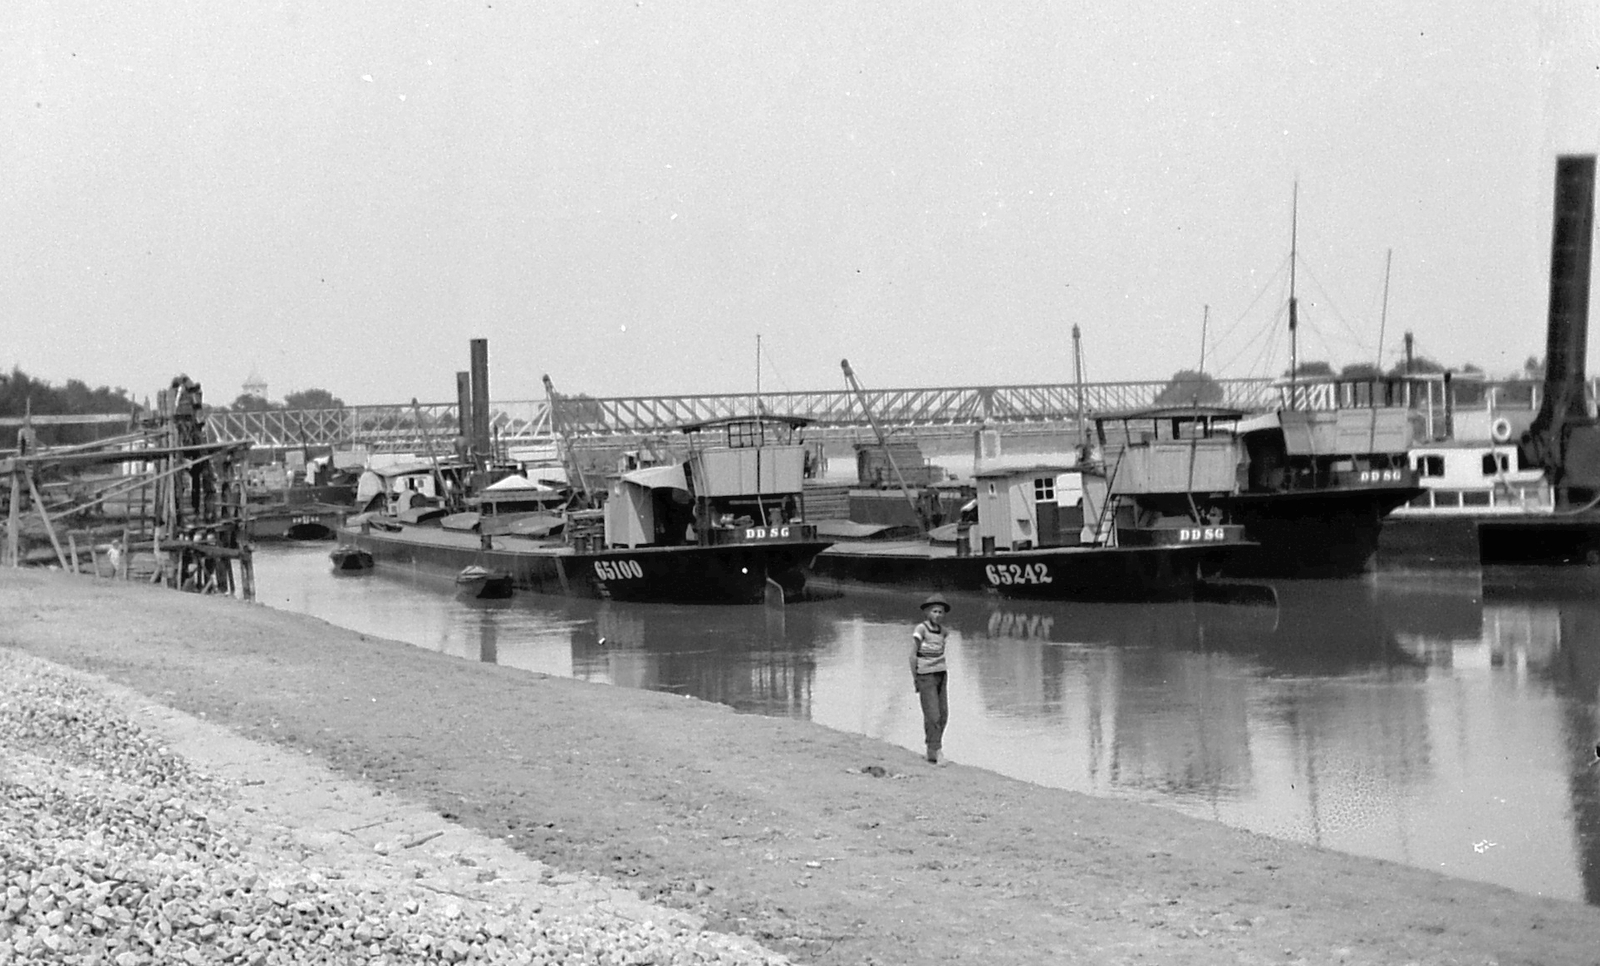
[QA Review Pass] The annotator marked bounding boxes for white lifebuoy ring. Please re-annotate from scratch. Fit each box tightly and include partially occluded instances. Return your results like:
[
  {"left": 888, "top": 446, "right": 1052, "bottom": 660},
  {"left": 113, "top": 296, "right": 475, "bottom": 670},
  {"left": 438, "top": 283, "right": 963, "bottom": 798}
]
[{"left": 1491, "top": 418, "right": 1514, "bottom": 443}]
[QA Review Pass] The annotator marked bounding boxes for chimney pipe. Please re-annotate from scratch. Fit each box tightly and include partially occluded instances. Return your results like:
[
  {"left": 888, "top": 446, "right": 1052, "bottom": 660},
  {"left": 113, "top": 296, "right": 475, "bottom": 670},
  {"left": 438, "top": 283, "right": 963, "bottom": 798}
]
[
  {"left": 1535, "top": 155, "right": 1595, "bottom": 430},
  {"left": 469, "top": 339, "right": 491, "bottom": 463},
  {"left": 1527, "top": 154, "right": 1600, "bottom": 499},
  {"left": 455, "top": 371, "right": 471, "bottom": 439}
]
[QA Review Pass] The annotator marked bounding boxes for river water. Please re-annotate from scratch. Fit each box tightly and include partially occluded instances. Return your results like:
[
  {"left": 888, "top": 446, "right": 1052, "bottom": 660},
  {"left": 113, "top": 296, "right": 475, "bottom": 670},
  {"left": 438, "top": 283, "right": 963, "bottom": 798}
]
[{"left": 252, "top": 543, "right": 1600, "bottom": 907}]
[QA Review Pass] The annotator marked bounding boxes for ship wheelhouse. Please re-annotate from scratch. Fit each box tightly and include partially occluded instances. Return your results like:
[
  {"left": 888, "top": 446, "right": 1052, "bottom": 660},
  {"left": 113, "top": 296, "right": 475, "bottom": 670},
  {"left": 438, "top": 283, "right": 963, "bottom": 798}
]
[{"left": 603, "top": 415, "right": 819, "bottom": 549}]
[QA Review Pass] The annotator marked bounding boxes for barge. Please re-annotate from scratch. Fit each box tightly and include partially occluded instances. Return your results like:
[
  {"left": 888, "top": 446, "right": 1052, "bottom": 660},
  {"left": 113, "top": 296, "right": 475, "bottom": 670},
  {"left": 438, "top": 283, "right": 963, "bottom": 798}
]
[{"left": 342, "top": 415, "right": 832, "bottom": 604}]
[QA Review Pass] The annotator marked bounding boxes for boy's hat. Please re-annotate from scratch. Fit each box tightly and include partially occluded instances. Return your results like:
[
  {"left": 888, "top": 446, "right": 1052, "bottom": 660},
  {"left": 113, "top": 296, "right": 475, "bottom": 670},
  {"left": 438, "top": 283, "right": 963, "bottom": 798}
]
[{"left": 920, "top": 593, "right": 952, "bottom": 612}]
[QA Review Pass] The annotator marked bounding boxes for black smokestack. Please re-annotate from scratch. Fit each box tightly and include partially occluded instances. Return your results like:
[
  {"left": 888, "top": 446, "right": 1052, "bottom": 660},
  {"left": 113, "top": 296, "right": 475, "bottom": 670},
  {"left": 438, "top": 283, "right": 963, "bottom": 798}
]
[
  {"left": 470, "top": 338, "right": 491, "bottom": 462},
  {"left": 1536, "top": 155, "right": 1595, "bottom": 428},
  {"left": 1528, "top": 155, "right": 1600, "bottom": 499}
]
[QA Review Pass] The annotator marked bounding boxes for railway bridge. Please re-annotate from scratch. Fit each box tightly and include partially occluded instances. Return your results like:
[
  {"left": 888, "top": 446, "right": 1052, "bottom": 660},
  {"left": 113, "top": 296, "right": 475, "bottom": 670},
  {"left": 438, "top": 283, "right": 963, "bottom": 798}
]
[
  {"left": 9, "top": 374, "right": 1542, "bottom": 457},
  {"left": 199, "top": 377, "right": 1289, "bottom": 454}
]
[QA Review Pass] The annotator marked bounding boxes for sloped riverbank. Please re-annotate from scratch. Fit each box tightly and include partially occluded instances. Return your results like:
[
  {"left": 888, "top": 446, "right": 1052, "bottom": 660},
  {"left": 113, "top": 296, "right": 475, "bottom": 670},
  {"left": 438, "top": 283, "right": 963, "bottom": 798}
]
[{"left": 2, "top": 569, "right": 1597, "bottom": 965}]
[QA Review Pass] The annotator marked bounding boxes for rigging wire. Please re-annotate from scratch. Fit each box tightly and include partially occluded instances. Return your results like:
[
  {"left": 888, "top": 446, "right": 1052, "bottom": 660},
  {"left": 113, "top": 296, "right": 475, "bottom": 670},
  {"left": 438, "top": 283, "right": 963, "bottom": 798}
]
[
  {"left": 757, "top": 337, "right": 795, "bottom": 395},
  {"left": 1296, "top": 257, "right": 1375, "bottom": 361}
]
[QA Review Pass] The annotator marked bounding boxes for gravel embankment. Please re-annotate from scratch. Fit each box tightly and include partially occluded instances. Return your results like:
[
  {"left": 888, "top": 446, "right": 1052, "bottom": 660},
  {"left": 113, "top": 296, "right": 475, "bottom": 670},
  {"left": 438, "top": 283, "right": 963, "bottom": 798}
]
[{"left": 0, "top": 649, "right": 789, "bottom": 966}]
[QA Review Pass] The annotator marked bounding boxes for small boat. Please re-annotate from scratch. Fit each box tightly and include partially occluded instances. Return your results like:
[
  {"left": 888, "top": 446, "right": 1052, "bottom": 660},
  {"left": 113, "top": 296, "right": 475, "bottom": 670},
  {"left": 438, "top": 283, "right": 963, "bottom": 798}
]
[
  {"left": 328, "top": 545, "right": 374, "bottom": 571},
  {"left": 456, "top": 564, "right": 514, "bottom": 599}
]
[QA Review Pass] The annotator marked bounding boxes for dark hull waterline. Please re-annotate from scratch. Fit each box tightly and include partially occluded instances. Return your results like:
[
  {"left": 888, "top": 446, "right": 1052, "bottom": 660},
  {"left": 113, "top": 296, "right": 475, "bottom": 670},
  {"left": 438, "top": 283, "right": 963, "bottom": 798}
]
[
  {"left": 1212, "top": 486, "right": 1420, "bottom": 579},
  {"left": 343, "top": 524, "right": 830, "bottom": 604},
  {"left": 806, "top": 540, "right": 1233, "bottom": 603},
  {"left": 1380, "top": 512, "right": 1600, "bottom": 569}
]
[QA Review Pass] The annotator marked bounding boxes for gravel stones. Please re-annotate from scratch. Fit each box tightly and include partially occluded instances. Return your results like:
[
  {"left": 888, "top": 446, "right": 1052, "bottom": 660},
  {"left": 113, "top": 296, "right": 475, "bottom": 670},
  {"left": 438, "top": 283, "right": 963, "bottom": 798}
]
[{"left": 0, "top": 650, "right": 789, "bottom": 965}]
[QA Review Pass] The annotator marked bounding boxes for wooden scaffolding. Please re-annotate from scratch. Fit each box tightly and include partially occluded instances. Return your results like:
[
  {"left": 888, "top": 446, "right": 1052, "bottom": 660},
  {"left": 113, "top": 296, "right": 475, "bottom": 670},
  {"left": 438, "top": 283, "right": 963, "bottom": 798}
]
[{"left": 1, "top": 375, "right": 256, "bottom": 599}]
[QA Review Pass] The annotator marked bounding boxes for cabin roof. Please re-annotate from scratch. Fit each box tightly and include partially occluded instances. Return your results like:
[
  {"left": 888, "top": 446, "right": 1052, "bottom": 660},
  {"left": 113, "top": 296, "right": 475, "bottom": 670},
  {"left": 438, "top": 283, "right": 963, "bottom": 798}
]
[
  {"left": 1093, "top": 405, "right": 1249, "bottom": 422},
  {"left": 364, "top": 459, "right": 470, "bottom": 478},
  {"left": 972, "top": 463, "right": 1078, "bottom": 479},
  {"left": 677, "top": 414, "right": 812, "bottom": 433}
]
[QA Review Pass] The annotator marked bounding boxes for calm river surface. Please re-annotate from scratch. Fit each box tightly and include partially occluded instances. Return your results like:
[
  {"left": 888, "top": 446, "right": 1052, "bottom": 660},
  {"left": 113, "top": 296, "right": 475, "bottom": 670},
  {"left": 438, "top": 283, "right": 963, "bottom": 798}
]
[{"left": 253, "top": 544, "right": 1600, "bottom": 907}]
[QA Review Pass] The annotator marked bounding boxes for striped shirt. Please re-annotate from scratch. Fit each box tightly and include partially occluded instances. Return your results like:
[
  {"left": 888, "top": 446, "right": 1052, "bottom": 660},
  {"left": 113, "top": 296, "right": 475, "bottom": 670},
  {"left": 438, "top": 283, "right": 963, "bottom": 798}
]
[{"left": 912, "top": 620, "right": 948, "bottom": 674}]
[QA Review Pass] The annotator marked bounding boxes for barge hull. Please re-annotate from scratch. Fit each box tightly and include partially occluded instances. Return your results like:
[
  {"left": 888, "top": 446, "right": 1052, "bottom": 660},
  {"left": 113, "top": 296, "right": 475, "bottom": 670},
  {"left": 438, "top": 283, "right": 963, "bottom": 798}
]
[
  {"left": 808, "top": 543, "right": 1224, "bottom": 603},
  {"left": 345, "top": 525, "right": 830, "bottom": 604},
  {"left": 1215, "top": 487, "right": 1418, "bottom": 579}
]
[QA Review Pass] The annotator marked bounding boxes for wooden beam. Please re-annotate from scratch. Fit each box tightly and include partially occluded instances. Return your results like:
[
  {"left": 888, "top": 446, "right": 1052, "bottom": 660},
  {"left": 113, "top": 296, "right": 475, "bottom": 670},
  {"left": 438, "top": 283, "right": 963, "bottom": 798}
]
[
  {"left": 25, "top": 468, "right": 68, "bottom": 570},
  {"left": 0, "top": 413, "right": 133, "bottom": 427},
  {"left": 5, "top": 471, "right": 19, "bottom": 567}
]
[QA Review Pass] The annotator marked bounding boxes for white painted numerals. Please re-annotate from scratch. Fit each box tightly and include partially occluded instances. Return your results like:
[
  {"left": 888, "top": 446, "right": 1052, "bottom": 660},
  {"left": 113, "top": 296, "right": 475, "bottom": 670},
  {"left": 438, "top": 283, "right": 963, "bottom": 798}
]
[
  {"left": 1358, "top": 469, "right": 1404, "bottom": 483},
  {"left": 984, "top": 563, "right": 1053, "bottom": 586},
  {"left": 1178, "top": 528, "right": 1227, "bottom": 542},
  {"left": 744, "top": 526, "right": 792, "bottom": 540},
  {"left": 593, "top": 559, "right": 643, "bottom": 580}
]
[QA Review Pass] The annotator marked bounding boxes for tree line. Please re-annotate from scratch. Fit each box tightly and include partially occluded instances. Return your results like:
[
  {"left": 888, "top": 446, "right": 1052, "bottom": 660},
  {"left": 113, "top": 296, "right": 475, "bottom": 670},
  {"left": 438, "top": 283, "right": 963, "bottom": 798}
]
[{"left": 1, "top": 367, "right": 351, "bottom": 447}]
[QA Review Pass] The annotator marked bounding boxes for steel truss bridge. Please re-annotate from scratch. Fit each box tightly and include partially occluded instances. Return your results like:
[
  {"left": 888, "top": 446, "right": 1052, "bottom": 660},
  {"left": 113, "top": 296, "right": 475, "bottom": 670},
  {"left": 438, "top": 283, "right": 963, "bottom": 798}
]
[
  {"left": 200, "top": 378, "right": 1294, "bottom": 454},
  {"left": 15, "top": 375, "right": 1557, "bottom": 456}
]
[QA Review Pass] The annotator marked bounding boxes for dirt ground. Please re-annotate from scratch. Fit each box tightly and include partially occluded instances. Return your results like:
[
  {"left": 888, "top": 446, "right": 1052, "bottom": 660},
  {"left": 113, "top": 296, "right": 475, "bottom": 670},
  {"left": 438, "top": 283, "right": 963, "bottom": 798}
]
[{"left": 3, "top": 568, "right": 1598, "bottom": 966}]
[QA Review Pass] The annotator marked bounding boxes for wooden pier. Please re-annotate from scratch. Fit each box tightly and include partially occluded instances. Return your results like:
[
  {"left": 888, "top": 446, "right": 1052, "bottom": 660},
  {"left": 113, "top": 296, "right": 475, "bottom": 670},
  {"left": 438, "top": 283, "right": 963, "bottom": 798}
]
[{"left": 1, "top": 376, "right": 256, "bottom": 600}]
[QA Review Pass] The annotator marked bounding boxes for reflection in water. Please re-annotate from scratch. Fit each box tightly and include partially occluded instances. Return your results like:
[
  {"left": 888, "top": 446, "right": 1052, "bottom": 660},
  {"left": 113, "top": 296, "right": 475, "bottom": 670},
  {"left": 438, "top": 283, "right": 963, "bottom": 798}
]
[
  {"left": 570, "top": 603, "right": 822, "bottom": 715},
  {"left": 254, "top": 545, "right": 1600, "bottom": 906}
]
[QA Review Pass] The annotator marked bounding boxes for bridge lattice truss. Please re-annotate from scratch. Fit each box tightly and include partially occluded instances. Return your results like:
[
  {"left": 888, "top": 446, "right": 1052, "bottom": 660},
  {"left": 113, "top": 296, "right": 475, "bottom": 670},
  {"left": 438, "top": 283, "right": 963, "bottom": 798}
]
[{"left": 206, "top": 378, "right": 1285, "bottom": 452}]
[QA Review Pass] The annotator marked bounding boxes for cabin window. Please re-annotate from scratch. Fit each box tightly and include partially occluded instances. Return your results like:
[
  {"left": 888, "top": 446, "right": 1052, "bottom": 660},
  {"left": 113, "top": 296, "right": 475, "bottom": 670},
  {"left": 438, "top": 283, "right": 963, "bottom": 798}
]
[
  {"left": 1033, "top": 477, "right": 1055, "bottom": 502},
  {"left": 1481, "top": 453, "right": 1509, "bottom": 476},
  {"left": 1462, "top": 490, "right": 1491, "bottom": 507},
  {"left": 1415, "top": 455, "right": 1445, "bottom": 478},
  {"left": 727, "top": 421, "right": 764, "bottom": 449}
]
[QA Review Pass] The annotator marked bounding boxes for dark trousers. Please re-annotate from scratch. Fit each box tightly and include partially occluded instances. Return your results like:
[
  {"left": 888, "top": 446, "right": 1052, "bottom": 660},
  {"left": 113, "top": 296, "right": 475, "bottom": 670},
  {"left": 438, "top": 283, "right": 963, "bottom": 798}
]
[{"left": 914, "top": 671, "right": 948, "bottom": 751}]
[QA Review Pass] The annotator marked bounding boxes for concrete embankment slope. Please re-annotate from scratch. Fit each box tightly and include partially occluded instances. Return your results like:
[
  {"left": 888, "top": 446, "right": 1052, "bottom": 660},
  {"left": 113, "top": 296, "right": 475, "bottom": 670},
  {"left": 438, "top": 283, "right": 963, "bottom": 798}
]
[{"left": 3, "top": 568, "right": 1598, "bottom": 966}]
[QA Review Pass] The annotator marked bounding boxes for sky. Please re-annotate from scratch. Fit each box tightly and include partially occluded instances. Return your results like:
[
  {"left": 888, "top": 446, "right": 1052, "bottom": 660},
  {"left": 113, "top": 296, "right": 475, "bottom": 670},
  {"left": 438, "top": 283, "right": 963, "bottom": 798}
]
[{"left": 5, "top": 1, "right": 1600, "bottom": 407}]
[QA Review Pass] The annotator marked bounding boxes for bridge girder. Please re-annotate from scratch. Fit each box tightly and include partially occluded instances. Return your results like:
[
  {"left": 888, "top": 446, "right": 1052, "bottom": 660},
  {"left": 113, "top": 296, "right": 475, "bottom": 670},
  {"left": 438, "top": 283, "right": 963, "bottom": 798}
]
[{"left": 201, "top": 379, "right": 1281, "bottom": 452}]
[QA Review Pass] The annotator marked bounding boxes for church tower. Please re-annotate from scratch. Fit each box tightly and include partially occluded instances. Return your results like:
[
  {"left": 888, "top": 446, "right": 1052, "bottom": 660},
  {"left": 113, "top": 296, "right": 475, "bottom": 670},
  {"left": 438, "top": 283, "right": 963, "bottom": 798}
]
[{"left": 243, "top": 367, "right": 267, "bottom": 400}]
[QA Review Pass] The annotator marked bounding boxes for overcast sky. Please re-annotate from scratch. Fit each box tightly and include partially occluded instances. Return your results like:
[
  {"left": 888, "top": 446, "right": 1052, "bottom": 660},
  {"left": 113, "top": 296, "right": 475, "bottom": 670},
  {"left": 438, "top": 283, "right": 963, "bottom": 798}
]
[{"left": 6, "top": 1, "right": 1599, "bottom": 406}]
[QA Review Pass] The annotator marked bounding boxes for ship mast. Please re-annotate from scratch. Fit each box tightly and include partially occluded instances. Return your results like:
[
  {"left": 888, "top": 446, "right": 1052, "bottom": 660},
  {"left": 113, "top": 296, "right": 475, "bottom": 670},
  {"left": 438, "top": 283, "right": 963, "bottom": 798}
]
[
  {"left": 1072, "top": 324, "right": 1087, "bottom": 454},
  {"left": 1287, "top": 182, "right": 1300, "bottom": 410}
]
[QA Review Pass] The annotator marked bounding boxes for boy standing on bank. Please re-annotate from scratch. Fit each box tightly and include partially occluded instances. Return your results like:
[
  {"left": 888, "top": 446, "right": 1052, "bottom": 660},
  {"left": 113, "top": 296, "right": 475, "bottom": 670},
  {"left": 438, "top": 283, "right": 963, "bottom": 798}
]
[{"left": 910, "top": 593, "right": 951, "bottom": 764}]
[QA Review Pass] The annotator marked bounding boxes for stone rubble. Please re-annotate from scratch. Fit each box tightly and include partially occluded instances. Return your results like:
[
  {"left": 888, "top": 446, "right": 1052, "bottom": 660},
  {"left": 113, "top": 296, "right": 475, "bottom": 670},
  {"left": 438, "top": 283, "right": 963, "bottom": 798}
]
[{"left": 0, "top": 650, "right": 791, "bottom": 966}]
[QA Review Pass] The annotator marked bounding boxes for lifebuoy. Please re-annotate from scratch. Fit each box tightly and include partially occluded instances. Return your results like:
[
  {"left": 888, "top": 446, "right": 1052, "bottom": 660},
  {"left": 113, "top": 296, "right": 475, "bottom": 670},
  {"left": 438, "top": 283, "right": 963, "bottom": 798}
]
[{"left": 1491, "top": 417, "right": 1513, "bottom": 443}]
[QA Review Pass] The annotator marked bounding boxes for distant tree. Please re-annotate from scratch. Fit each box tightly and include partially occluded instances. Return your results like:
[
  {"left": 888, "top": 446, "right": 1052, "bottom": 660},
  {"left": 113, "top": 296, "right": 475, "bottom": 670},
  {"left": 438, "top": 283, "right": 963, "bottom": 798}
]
[
  {"left": 1338, "top": 362, "right": 1385, "bottom": 381},
  {"left": 558, "top": 392, "right": 608, "bottom": 428},
  {"left": 1151, "top": 369, "right": 1224, "bottom": 407},
  {"left": 1522, "top": 355, "right": 1545, "bottom": 379},
  {"left": 282, "top": 387, "right": 345, "bottom": 410},
  {"left": 1281, "top": 360, "right": 1336, "bottom": 378},
  {"left": 227, "top": 393, "right": 278, "bottom": 412},
  {"left": 0, "top": 366, "right": 135, "bottom": 446},
  {"left": 1385, "top": 356, "right": 1445, "bottom": 377}
]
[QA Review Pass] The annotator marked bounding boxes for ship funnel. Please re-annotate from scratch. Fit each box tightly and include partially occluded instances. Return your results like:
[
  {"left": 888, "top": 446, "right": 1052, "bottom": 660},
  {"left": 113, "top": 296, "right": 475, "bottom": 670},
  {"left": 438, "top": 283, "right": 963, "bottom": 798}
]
[{"left": 1528, "top": 154, "right": 1600, "bottom": 500}]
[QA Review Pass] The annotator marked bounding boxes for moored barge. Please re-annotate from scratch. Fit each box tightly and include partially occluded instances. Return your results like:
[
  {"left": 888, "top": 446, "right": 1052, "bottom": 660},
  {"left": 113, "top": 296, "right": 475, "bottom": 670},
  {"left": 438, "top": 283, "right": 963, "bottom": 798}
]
[{"left": 342, "top": 415, "right": 832, "bottom": 604}]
